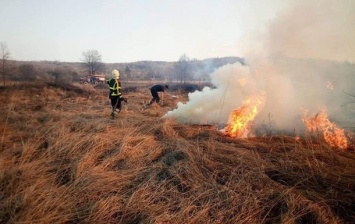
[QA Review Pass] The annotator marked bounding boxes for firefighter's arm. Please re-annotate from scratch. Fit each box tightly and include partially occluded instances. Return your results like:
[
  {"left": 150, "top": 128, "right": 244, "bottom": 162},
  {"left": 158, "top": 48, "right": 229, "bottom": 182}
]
[{"left": 119, "top": 95, "right": 128, "bottom": 103}]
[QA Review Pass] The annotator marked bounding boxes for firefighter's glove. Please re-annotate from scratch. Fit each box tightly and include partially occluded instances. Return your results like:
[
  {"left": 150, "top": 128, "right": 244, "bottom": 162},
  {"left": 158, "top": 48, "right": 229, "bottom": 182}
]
[{"left": 120, "top": 96, "right": 128, "bottom": 103}]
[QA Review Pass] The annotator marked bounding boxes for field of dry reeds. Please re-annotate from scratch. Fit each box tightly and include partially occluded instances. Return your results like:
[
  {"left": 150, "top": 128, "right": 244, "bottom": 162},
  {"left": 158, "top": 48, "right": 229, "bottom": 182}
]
[{"left": 1, "top": 82, "right": 355, "bottom": 224}]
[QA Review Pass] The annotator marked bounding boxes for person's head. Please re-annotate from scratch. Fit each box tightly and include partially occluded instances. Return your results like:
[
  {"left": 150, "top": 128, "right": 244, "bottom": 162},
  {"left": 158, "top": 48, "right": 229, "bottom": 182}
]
[
  {"left": 112, "top": 69, "right": 120, "bottom": 79},
  {"left": 164, "top": 85, "right": 169, "bottom": 89}
]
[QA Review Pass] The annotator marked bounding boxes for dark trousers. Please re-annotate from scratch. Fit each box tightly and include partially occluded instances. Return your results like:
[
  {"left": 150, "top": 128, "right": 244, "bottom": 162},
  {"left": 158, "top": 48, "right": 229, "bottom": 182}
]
[
  {"left": 150, "top": 89, "right": 160, "bottom": 104},
  {"left": 110, "top": 96, "right": 121, "bottom": 111}
]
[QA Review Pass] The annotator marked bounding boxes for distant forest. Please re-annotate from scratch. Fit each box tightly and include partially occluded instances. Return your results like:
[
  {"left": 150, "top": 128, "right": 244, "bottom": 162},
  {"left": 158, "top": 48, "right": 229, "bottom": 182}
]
[{"left": 4, "top": 57, "right": 244, "bottom": 84}]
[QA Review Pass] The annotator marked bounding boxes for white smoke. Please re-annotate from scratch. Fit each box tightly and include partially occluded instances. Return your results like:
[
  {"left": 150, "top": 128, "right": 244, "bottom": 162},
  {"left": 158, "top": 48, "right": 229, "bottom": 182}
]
[
  {"left": 264, "top": 0, "right": 355, "bottom": 63},
  {"left": 164, "top": 0, "right": 355, "bottom": 134},
  {"left": 164, "top": 62, "right": 260, "bottom": 125}
]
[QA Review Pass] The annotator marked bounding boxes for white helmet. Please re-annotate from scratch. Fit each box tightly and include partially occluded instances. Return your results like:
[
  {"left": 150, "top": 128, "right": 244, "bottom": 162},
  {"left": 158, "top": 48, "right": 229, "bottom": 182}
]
[{"left": 112, "top": 69, "right": 120, "bottom": 79}]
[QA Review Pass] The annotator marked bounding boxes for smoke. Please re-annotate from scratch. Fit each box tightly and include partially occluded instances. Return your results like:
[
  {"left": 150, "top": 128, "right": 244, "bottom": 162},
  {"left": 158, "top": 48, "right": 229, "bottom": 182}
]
[
  {"left": 164, "top": 62, "right": 261, "bottom": 125},
  {"left": 248, "top": 57, "right": 355, "bottom": 134},
  {"left": 264, "top": 0, "right": 355, "bottom": 62},
  {"left": 164, "top": 0, "right": 355, "bottom": 134}
]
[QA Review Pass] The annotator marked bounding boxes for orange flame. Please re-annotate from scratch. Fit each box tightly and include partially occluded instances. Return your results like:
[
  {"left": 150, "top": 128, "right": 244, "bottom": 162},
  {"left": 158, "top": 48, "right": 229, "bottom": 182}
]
[
  {"left": 326, "top": 80, "right": 334, "bottom": 90},
  {"left": 238, "top": 78, "right": 247, "bottom": 87},
  {"left": 303, "top": 109, "right": 348, "bottom": 149},
  {"left": 225, "top": 94, "right": 265, "bottom": 138}
]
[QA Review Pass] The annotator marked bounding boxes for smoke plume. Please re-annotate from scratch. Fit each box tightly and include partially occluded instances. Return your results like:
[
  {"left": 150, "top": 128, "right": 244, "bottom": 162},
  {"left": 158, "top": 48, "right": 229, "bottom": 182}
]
[{"left": 164, "top": 0, "right": 355, "bottom": 135}]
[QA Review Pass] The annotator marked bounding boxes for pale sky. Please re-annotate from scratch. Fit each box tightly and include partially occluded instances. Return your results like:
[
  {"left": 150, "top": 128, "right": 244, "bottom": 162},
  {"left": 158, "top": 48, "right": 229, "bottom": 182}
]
[{"left": 0, "top": 0, "right": 287, "bottom": 63}]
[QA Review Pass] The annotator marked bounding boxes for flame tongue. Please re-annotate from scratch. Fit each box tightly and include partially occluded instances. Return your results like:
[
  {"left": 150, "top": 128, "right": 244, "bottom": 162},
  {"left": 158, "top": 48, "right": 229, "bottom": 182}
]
[
  {"left": 225, "top": 94, "right": 265, "bottom": 138},
  {"left": 303, "top": 109, "right": 348, "bottom": 149}
]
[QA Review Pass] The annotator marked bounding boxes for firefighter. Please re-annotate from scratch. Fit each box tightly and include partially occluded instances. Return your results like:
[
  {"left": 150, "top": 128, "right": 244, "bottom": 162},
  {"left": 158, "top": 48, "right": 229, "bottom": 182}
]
[
  {"left": 149, "top": 84, "right": 169, "bottom": 105},
  {"left": 107, "top": 69, "right": 122, "bottom": 117}
]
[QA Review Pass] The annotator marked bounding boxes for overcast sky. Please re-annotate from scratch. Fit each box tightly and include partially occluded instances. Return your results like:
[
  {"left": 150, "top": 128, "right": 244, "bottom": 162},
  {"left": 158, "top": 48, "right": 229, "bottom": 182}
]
[{"left": 0, "top": 0, "right": 290, "bottom": 63}]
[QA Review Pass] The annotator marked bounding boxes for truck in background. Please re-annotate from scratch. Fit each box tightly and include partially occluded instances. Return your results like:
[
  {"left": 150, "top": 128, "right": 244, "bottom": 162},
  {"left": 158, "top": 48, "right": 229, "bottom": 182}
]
[{"left": 80, "top": 74, "right": 106, "bottom": 85}]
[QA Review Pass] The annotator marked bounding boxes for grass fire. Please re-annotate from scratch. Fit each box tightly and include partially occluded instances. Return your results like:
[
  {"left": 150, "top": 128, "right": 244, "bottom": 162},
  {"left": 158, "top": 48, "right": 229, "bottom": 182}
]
[
  {"left": 1, "top": 78, "right": 354, "bottom": 224},
  {"left": 224, "top": 93, "right": 265, "bottom": 138},
  {"left": 303, "top": 109, "right": 349, "bottom": 150},
  {"left": 2, "top": 0, "right": 355, "bottom": 223}
]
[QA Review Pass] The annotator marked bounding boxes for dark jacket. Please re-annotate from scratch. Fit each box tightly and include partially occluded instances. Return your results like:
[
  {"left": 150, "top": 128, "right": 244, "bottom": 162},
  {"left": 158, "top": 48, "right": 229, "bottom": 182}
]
[
  {"left": 107, "top": 78, "right": 122, "bottom": 97},
  {"left": 150, "top": 84, "right": 166, "bottom": 93}
]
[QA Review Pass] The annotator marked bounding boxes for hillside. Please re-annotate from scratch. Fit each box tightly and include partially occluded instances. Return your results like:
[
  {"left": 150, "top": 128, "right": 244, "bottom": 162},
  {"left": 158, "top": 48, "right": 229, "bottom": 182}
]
[
  {"left": 9, "top": 56, "right": 244, "bottom": 82},
  {"left": 1, "top": 82, "right": 355, "bottom": 224}
]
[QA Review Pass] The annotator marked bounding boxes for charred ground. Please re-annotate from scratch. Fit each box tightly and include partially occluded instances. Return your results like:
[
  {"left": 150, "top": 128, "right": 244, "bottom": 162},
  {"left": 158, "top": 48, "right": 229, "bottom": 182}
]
[{"left": 1, "top": 82, "right": 354, "bottom": 224}]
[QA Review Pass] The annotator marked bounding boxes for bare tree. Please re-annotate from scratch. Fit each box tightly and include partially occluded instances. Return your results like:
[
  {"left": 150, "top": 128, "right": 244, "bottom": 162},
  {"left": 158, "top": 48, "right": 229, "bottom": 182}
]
[
  {"left": 0, "top": 42, "right": 11, "bottom": 86},
  {"left": 174, "top": 54, "right": 191, "bottom": 84},
  {"left": 124, "top": 65, "right": 132, "bottom": 79},
  {"left": 81, "top": 50, "right": 102, "bottom": 74},
  {"left": 342, "top": 90, "right": 355, "bottom": 107}
]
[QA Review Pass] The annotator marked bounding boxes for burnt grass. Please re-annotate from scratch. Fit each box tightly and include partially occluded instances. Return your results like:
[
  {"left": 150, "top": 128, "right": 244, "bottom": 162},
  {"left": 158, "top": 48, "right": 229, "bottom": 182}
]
[{"left": 1, "top": 82, "right": 355, "bottom": 224}]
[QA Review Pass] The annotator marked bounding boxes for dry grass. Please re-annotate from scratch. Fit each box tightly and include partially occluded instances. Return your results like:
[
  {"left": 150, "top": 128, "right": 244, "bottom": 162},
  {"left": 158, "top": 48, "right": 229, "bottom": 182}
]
[{"left": 1, "top": 82, "right": 355, "bottom": 224}]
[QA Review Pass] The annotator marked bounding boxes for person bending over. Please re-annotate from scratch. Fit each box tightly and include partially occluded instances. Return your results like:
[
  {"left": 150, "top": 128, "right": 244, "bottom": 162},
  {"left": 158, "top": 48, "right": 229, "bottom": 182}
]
[{"left": 149, "top": 84, "right": 169, "bottom": 105}]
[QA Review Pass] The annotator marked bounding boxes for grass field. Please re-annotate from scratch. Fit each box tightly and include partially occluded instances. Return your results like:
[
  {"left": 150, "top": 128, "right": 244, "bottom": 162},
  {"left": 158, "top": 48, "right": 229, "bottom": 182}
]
[{"left": 1, "top": 82, "right": 354, "bottom": 224}]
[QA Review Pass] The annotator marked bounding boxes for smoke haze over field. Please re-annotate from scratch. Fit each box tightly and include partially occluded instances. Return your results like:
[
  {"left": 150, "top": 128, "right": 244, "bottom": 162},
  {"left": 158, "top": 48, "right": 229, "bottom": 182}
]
[
  {"left": 164, "top": 0, "right": 355, "bottom": 135},
  {"left": 264, "top": 0, "right": 355, "bottom": 62},
  {"left": 164, "top": 63, "right": 261, "bottom": 125}
]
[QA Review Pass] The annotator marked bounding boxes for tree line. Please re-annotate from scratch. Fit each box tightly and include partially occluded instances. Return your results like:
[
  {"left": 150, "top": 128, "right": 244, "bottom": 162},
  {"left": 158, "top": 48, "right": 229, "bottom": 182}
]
[{"left": 0, "top": 44, "right": 243, "bottom": 86}]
